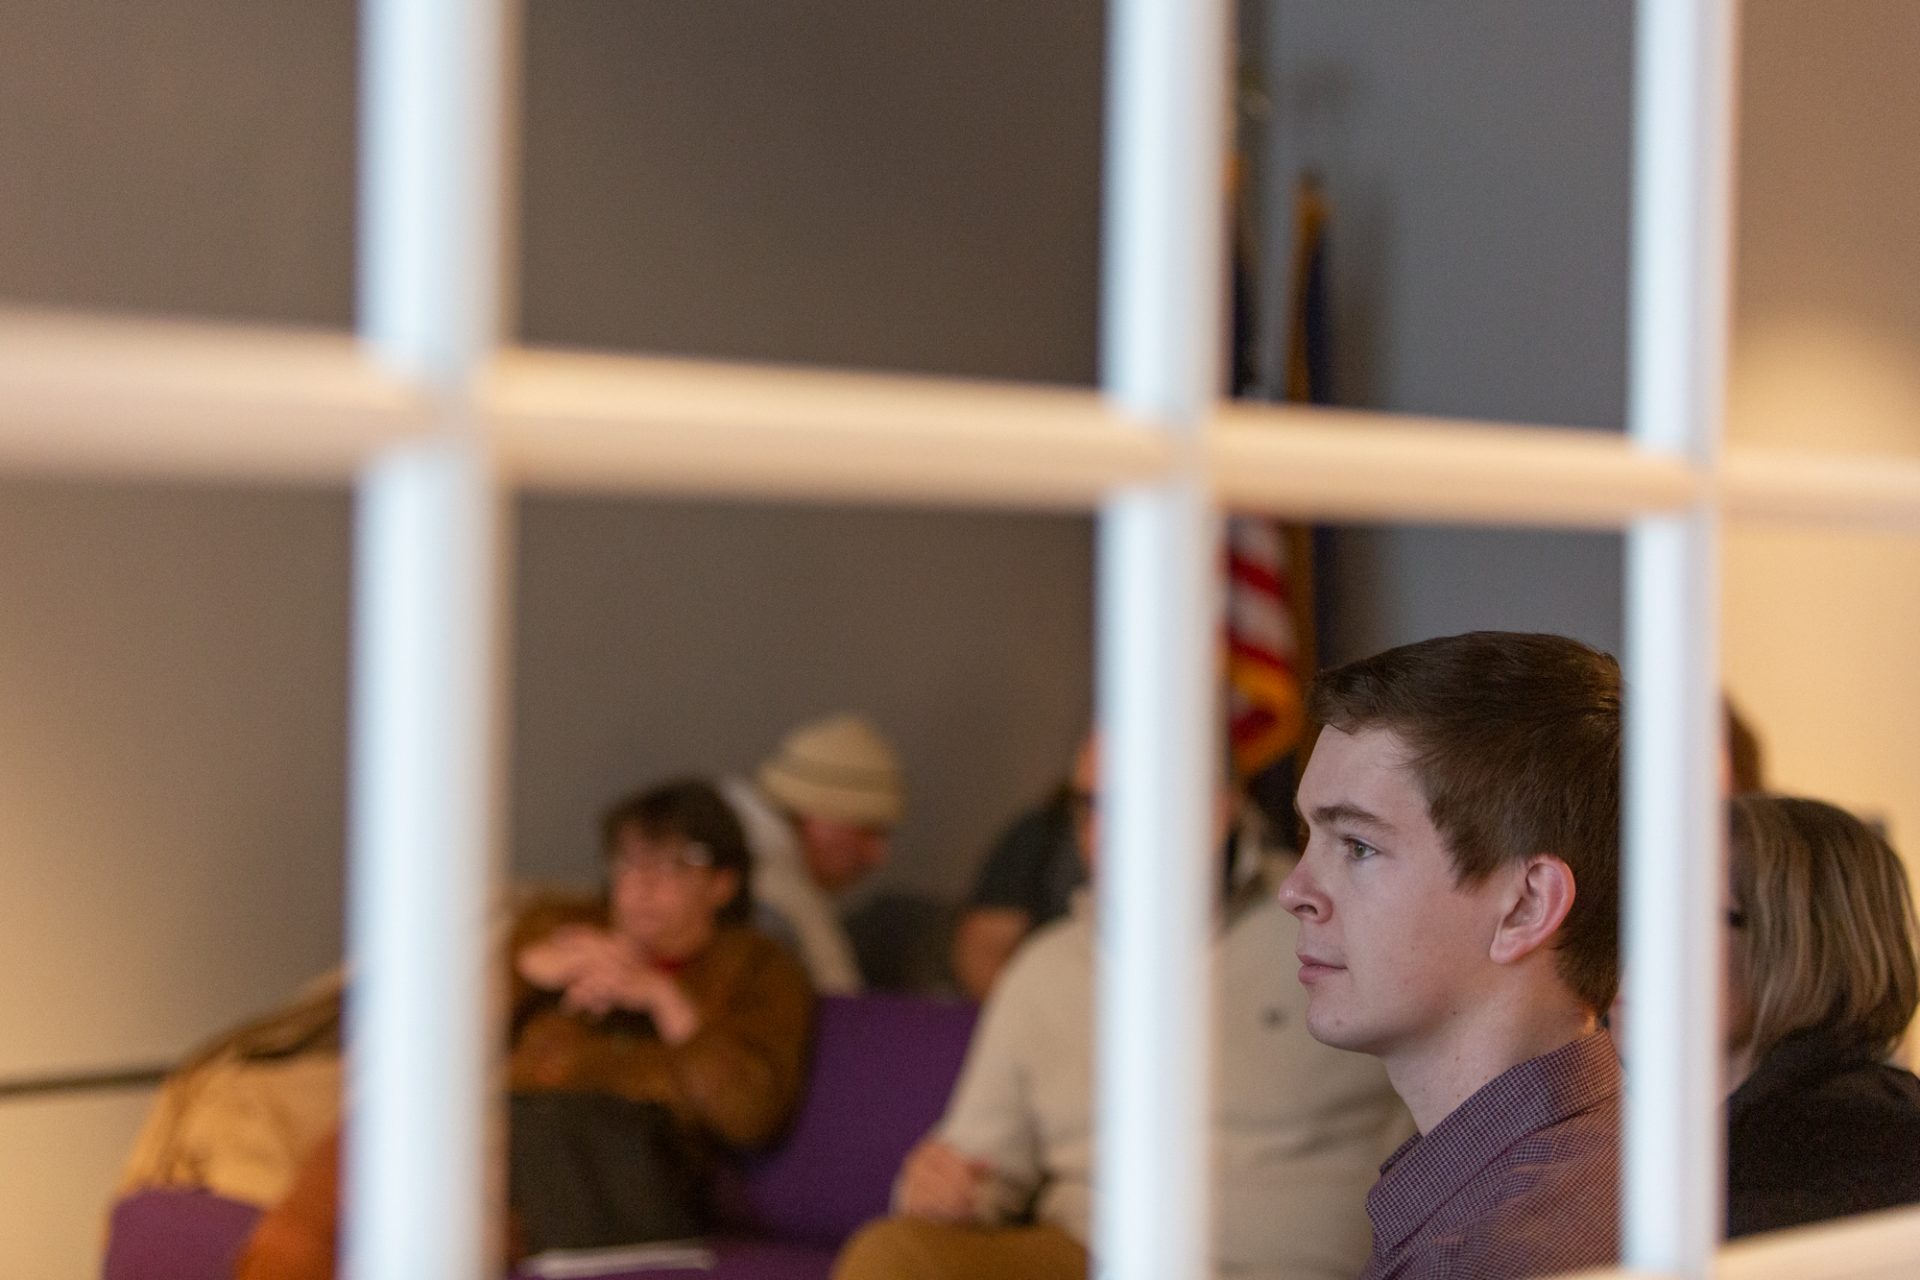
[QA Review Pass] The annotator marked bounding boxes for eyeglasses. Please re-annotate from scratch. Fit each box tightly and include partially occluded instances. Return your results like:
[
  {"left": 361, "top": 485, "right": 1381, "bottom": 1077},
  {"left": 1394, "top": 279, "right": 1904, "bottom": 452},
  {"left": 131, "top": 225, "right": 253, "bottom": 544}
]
[{"left": 613, "top": 841, "right": 716, "bottom": 877}]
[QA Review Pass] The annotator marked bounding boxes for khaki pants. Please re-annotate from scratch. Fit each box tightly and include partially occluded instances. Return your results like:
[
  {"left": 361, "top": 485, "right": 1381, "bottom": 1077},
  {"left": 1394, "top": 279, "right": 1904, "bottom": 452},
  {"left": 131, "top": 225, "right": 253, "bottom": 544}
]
[{"left": 833, "top": 1218, "right": 1089, "bottom": 1280}]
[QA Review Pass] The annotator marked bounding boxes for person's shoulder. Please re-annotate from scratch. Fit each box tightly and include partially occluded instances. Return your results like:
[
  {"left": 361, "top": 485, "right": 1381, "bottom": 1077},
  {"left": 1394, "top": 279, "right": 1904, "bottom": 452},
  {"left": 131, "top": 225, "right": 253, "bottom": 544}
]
[
  {"left": 1476, "top": 1117, "right": 1618, "bottom": 1240},
  {"left": 716, "top": 922, "right": 814, "bottom": 981},
  {"left": 991, "top": 796, "right": 1072, "bottom": 853},
  {"left": 1444, "top": 1159, "right": 1620, "bottom": 1279},
  {"left": 966, "top": 794, "right": 1077, "bottom": 907},
  {"left": 1734, "top": 1057, "right": 1920, "bottom": 1185},
  {"left": 690, "top": 925, "right": 818, "bottom": 1019},
  {"left": 990, "top": 910, "right": 1093, "bottom": 1003},
  {"left": 1824, "top": 1058, "right": 1920, "bottom": 1118},
  {"left": 718, "top": 777, "right": 799, "bottom": 863},
  {"left": 1013, "top": 907, "right": 1092, "bottom": 962},
  {"left": 1737, "top": 1048, "right": 1920, "bottom": 1129},
  {"left": 1447, "top": 1221, "right": 1618, "bottom": 1280},
  {"left": 1728, "top": 1063, "right": 1920, "bottom": 1234}
]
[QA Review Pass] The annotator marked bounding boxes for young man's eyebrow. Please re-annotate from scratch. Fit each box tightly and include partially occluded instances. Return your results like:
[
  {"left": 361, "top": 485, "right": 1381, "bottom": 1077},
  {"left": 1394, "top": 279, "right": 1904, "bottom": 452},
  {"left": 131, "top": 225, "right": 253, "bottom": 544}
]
[{"left": 1301, "top": 802, "right": 1397, "bottom": 832}]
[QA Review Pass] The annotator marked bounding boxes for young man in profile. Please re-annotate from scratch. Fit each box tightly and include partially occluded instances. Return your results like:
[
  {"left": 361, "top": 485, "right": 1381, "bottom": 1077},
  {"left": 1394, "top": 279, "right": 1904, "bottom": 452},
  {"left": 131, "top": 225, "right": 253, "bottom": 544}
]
[{"left": 1280, "top": 631, "right": 1623, "bottom": 1279}]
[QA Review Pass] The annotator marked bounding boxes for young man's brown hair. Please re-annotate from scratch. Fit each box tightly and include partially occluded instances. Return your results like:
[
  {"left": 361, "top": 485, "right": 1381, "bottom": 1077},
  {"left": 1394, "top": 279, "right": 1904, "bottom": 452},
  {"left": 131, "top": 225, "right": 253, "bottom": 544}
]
[{"left": 1307, "top": 631, "right": 1622, "bottom": 1014}]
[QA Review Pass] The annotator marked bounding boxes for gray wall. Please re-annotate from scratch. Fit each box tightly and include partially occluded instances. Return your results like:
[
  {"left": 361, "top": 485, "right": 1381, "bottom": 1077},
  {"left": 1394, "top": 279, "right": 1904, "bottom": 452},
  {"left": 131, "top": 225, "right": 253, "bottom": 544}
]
[
  {"left": 1252, "top": 1, "right": 1635, "bottom": 661},
  {"left": 0, "top": 2, "right": 357, "bottom": 325},
  {"left": 521, "top": 0, "right": 1104, "bottom": 381}
]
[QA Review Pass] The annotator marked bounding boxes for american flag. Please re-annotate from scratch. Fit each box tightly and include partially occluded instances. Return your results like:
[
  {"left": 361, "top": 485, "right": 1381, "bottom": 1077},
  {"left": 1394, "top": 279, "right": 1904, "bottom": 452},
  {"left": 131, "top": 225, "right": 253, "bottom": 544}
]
[
  {"left": 1225, "top": 515, "right": 1307, "bottom": 777},
  {"left": 1224, "top": 174, "right": 1328, "bottom": 780}
]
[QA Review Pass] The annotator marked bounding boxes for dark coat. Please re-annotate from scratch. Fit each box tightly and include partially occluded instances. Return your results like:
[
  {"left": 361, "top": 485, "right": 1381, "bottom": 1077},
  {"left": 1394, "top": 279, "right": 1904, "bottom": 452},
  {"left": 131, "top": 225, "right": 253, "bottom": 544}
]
[{"left": 1727, "top": 1028, "right": 1920, "bottom": 1238}]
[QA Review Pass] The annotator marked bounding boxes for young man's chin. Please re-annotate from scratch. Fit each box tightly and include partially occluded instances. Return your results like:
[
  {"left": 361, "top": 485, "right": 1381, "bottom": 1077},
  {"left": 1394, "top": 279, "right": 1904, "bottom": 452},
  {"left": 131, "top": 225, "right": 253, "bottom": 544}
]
[{"left": 1301, "top": 1005, "right": 1366, "bottom": 1054}]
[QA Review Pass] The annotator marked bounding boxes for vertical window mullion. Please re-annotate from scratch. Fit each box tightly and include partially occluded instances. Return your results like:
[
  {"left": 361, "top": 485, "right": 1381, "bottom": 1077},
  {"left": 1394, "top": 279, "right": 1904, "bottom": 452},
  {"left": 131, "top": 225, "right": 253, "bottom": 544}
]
[
  {"left": 348, "top": 447, "right": 508, "bottom": 1280},
  {"left": 1624, "top": 1, "right": 1737, "bottom": 1274},
  {"left": 348, "top": 3, "right": 518, "bottom": 1279},
  {"left": 1094, "top": 1, "right": 1230, "bottom": 1279}
]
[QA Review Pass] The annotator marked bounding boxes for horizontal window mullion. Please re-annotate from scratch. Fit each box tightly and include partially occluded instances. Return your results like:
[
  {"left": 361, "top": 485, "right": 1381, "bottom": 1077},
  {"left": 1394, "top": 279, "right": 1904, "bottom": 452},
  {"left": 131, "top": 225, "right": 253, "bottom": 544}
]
[
  {"left": 14, "top": 312, "right": 1920, "bottom": 542},
  {"left": 482, "top": 346, "right": 1169, "bottom": 509},
  {"left": 1723, "top": 445, "right": 1920, "bottom": 532},
  {"left": 1212, "top": 402, "right": 1696, "bottom": 527},
  {"left": 1716, "top": 1203, "right": 1920, "bottom": 1280},
  {"left": 0, "top": 307, "right": 427, "bottom": 480},
  {"left": 1550, "top": 1203, "right": 1920, "bottom": 1280}
]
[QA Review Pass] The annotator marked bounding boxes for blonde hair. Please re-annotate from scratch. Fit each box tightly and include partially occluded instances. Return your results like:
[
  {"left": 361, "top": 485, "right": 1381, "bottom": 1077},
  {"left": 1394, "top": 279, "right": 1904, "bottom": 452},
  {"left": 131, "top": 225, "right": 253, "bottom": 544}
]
[{"left": 1729, "top": 795, "right": 1920, "bottom": 1061}]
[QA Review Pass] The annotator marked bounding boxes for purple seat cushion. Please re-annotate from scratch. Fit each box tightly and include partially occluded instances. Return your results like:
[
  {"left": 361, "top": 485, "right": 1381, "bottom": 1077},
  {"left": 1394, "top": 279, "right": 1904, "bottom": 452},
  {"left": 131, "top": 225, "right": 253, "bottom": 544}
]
[
  {"left": 104, "top": 1188, "right": 263, "bottom": 1280},
  {"left": 104, "top": 997, "right": 977, "bottom": 1278},
  {"left": 725, "top": 993, "right": 976, "bottom": 1249},
  {"left": 703, "top": 1238, "right": 834, "bottom": 1280},
  {"left": 509, "top": 1237, "right": 834, "bottom": 1280}
]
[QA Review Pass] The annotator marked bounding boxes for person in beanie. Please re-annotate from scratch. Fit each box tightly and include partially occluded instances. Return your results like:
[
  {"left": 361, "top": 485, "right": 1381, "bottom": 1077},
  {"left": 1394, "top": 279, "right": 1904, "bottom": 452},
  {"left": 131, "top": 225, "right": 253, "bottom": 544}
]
[{"left": 720, "top": 712, "right": 906, "bottom": 993}]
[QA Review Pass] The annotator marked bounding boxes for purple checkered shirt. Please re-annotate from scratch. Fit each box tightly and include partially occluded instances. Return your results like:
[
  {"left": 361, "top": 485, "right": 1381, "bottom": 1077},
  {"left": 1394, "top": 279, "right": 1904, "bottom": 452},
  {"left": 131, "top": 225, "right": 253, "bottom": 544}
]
[{"left": 1358, "top": 1031, "right": 1621, "bottom": 1280}]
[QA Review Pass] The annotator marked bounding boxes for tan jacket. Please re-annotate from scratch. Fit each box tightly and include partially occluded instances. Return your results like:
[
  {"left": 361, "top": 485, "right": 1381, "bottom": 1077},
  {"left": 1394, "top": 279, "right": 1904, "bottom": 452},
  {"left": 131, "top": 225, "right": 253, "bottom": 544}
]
[
  {"left": 921, "top": 861, "right": 1414, "bottom": 1279},
  {"left": 117, "top": 972, "right": 346, "bottom": 1208}
]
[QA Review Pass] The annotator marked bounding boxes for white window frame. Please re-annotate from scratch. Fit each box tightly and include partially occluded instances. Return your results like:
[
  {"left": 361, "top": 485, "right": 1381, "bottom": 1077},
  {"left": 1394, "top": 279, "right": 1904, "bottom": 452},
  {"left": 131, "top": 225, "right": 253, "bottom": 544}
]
[{"left": 3, "top": 0, "right": 1919, "bottom": 1277}]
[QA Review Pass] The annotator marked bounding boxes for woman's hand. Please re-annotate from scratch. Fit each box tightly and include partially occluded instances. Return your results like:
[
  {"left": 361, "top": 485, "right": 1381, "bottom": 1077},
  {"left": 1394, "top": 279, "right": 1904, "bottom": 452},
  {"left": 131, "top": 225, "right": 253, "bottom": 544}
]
[
  {"left": 896, "top": 1138, "right": 992, "bottom": 1222},
  {"left": 527, "top": 937, "right": 701, "bottom": 1046},
  {"left": 514, "top": 925, "right": 625, "bottom": 991}
]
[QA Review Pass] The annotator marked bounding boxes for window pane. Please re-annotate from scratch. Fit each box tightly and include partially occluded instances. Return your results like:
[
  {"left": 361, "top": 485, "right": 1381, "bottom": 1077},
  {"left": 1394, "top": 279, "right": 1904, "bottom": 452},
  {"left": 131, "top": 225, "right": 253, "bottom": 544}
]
[
  {"left": 1246, "top": 2, "right": 1631, "bottom": 432},
  {"left": 1731, "top": 0, "right": 1920, "bottom": 462},
  {"left": 520, "top": 1, "right": 1103, "bottom": 383},
  {"left": 0, "top": 3, "right": 356, "bottom": 326}
]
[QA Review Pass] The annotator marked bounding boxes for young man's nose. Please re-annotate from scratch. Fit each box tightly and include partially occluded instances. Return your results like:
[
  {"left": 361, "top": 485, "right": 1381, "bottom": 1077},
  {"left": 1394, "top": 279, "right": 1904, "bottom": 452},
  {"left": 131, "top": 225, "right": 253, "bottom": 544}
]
[{"left": 1276, "top": 861, "right": 1326, "bottom": 920}]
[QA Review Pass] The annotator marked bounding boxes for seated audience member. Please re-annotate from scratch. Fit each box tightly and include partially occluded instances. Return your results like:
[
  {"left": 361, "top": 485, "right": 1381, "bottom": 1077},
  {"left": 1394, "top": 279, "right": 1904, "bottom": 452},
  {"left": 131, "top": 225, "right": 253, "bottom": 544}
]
[
  {"left": 722, "top": 712, "right": 906, "bottom": 993},
  {"left": 118, "top": 971, "right": 345, "bottom": 1212},
  {"left": 834, "top": 737, "right": 1412, "bottom": 1280},
  {"left": 950, "top": 747, "right": 1085, "bottom": 1000},
  {"left": 1725, "top": 793, "right": 1920, "bottom": 1237},
  {"left": 1281, "top": 631, "right": 1624, "bottom": 1280},
  {"left": 1607, "top": 692, "right": 1768, "bottom": 1052},
  {"left": 235, "top": 779, "right": 814, "bottom": 1278}
]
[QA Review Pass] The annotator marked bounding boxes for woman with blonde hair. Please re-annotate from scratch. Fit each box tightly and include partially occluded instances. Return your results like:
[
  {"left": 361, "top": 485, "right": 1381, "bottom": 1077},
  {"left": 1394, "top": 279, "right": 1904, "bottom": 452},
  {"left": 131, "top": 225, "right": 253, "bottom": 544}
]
[{"left": 1726, "top": 794, "right": 1920, "bottom": 1237}]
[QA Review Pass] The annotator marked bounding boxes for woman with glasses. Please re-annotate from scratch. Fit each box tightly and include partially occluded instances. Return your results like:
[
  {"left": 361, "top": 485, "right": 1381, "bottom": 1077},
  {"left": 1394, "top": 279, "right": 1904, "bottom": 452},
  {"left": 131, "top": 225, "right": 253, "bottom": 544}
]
[
  {"left": 1725, "top": 793, "right": 1920, "bottom": 1237},
  {"left": 237, "top": 778, "right": 814, "bottom": 1277}
]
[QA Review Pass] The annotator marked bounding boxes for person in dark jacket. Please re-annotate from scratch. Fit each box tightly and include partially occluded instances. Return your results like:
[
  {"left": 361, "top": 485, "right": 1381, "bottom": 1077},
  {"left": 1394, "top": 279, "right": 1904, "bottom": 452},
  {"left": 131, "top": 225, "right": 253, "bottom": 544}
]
[{"left": 1725, "top": 793, "right": 1920, "bottom": 1237}]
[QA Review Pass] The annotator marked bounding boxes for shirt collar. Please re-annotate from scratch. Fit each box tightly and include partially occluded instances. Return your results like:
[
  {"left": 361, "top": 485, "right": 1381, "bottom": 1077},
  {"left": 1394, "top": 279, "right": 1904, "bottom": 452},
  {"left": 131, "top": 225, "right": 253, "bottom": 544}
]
[{"left": 1367, "top": 1030, "right": 1622, "bottom": 1252}]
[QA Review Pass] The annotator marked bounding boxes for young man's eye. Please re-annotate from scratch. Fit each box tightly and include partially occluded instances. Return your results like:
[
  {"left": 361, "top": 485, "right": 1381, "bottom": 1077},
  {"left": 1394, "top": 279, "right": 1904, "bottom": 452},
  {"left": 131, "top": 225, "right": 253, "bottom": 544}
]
[{"left": 1343, "top": 838, "right": 1378, "bottom": 861}]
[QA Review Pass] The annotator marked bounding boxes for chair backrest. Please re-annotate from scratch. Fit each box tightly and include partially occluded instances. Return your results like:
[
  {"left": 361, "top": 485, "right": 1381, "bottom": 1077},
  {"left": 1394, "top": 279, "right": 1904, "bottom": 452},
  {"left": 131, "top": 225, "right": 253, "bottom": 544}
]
[
  {"left": 722, "top": 992, "right": 977, "bottom": 1249},
  {"left": 103, "top": 995, "right": 981, "bottom": 1273},
  {"left": 103, "top": 1188, "right": 262, "bottom": 1280}
]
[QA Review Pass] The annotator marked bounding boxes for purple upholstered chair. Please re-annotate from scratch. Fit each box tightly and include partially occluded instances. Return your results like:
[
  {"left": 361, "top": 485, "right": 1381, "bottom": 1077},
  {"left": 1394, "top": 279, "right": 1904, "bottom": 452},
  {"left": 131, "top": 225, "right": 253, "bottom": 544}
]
[
  {"left": 104, "top": 1189, "right": 264, "bottom": 1280},
  {"left": 102, "top": 994, "right": 978, "bottom": 1280}
]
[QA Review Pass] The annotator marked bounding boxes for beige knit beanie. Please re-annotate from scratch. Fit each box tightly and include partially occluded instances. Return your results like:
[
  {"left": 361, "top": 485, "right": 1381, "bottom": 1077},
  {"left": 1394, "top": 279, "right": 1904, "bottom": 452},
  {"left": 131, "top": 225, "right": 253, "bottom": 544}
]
[{"left": 756, "top": 712, "right": 906, "bottom": 828}]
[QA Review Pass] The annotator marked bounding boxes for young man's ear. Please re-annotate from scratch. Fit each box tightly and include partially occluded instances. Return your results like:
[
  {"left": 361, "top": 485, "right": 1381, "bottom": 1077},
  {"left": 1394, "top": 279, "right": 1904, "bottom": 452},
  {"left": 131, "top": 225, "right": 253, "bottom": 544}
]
[{"left": 1488, "top": 855, "right": 1577, "bottom": 966}]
